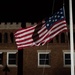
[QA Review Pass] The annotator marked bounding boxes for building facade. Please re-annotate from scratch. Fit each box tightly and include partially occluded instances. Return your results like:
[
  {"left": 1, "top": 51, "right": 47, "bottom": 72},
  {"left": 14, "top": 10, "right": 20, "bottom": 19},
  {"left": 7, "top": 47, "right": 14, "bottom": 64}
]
[{"left": 0, "top": 22, "right": 74, "bottom": 75}]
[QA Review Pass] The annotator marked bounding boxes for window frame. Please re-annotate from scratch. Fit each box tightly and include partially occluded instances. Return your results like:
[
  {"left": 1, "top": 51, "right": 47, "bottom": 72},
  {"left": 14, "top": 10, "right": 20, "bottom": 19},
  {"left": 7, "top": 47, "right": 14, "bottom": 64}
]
[
  {"left": 63, "top": 51, "right": 71, "bottom": 67},
  {"left": 7, "top": 52, "right": 17, "bottom": 67},
  {"left": 63, "top": 50, "right": 75, "bottom": 67},
  {"left": 37, "top": 50, "right": 51, "bottom": 67},
  {"left": 4, "top": 33, "right": 8, "bottom": 43}
]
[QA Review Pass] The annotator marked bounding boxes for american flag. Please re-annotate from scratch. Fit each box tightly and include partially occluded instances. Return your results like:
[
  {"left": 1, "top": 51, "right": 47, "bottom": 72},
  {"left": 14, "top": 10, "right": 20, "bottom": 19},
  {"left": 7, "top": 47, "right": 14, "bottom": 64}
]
[{"left": 14, "top": 8, "right": 68, "bottom": 50}]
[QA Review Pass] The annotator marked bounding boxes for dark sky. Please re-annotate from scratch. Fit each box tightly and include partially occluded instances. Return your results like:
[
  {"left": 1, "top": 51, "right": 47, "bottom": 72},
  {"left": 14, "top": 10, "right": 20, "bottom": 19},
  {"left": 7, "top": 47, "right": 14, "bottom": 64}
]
[{"left": 0, "top": 0, "right": 75, "bottom": 24}]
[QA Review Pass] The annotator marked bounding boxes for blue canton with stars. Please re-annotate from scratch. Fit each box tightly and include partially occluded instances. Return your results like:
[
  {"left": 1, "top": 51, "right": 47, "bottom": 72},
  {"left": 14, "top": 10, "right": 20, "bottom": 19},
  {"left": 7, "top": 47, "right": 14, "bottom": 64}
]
[{"left": 45, "top": 8, "right": 65, "bottom": 30}]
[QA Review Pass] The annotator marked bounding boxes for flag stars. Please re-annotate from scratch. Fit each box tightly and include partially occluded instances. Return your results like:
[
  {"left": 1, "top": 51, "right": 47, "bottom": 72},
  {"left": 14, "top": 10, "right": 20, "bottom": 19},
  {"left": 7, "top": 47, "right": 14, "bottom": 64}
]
[
  {"left": 60, "top": 12, "right": 63, "bottom": 14},
  {"left": 55, "top": 15, "right": 57, "bottom": 18},
  {"left": 47, "top": 24, "right": 50, "bottom": 27},
  {"left": 46, "top": 8, "right": 65, "bottom": 29},
  {"left": 57, "top": 12, "right": 59, "bottom": 14},
  {"left": 52, "top": 16, "right": 53, "bottom": 18},
  {"left": 61, "top": 16, "right": 64, "bottom": 18},
  {"left": 52, "top": 20, "right": 54, "bottom": 22},
  {"left": 49, "top": 17, "right": 51, "bottom": 19},
  {"left": 49, "top": 19, "right": 51, "bottom": 22},
  {"left": 58, "top": 15, "right": 60, "bottom": 18},
  {"left": 60, "top": 8, "right": 63, "bottom": 10},
  {"left": 55, "top": 19, "right": 57, "bottom": 21}
]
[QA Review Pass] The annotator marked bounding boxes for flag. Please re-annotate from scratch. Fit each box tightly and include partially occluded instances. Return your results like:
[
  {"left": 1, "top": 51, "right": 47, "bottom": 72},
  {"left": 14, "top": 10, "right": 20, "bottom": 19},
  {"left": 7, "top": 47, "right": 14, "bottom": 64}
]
[{"left": 14, "top": 8, "right": 68, "bottom": 50}]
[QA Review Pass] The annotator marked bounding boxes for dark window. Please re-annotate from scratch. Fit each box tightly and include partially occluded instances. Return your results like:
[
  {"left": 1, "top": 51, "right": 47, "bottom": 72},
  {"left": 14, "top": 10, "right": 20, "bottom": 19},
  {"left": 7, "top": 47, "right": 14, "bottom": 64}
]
[
  {"left": 67, "top": 32, "right": 70, "bottom": 43},
  {"left": 10, "top": 33, "right": 14, "bottom": 43},
  {"left": 4, "top": 33, "right": 8, "bottom": 43},
  {"left": 64, "top": 54, "right": 71, "bottom": 65},
  {"left": 49, "top": 39, "right": 53, "bottom": 43},
  {"left": 39, "top": 54, "right": 49, "bottom": 65},
  {"left": 0, "top": 53, "right": 3, "bottom": 64},
  {"left": 8, "top": 53, "right": 17, "bottom": 65},
  {"left": 56, "top": 35, "right": 59, "bottom": 43},
  {"left": 0, "top": 33, "right": 2, "bottom": 43},
  {"left": 61, "top": 33, "right": 65, "bottom": 43}
]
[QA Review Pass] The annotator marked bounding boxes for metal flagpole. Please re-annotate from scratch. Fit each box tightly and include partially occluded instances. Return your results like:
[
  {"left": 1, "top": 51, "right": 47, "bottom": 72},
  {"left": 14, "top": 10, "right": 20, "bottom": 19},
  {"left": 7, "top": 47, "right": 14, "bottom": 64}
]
[
  {"left": 17, "top": 22, "right": 26, "bottom": 75},
  {"left": 69, "top": 0, "right": 74, "bottom": 75}
]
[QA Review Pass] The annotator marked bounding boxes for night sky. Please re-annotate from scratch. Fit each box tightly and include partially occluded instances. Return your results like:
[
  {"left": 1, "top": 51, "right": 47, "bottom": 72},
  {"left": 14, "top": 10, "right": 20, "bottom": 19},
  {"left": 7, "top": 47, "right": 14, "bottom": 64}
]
[{"left": 0, "top": 0, "right": 75, "bottom": 24}]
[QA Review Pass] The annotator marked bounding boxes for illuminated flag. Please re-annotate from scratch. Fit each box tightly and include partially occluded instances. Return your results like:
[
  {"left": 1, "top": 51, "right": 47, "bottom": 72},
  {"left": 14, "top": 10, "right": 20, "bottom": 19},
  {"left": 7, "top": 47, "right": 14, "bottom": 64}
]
[{"left": 14, "top": 8, "right": 68, "bottom": 50}]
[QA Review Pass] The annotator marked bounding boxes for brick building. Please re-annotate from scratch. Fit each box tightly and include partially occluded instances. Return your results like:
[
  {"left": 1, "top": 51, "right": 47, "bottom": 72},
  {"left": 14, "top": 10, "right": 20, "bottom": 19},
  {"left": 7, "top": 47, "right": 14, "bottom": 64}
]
[{"left": 0, "top": 22, "right": 74, "bottom": 75}]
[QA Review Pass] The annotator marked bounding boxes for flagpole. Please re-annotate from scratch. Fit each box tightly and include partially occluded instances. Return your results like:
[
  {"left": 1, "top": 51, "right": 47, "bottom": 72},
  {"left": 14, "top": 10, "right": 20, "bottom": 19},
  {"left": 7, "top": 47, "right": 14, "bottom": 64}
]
[
  {"left": 18, "top": 49, "right": 23, "bottom": 75},
  {"left": 69, "top": 0, "right": 74, "bottom": 75},
  {"left": 17, "top": 22, "right": 26, "bottom": 75}
]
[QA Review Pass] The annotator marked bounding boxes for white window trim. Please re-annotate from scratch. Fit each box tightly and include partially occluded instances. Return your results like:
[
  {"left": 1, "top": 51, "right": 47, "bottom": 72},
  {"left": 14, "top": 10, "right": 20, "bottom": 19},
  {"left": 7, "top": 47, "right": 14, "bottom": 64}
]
[
  {"left": 63, "top": 50, "right": 75, "bottom": 67},
  {"left": 63, "top": 51, "right": 71, "bottom": 67},
  {"left": 0, "top": 52, "right": 3, "bottom": 67},
  {"left": 7, "top": 52, "right": 17, "bottom": 67},
  {"left": 37, "top": 50, "right": 51, "bottom": 67}
]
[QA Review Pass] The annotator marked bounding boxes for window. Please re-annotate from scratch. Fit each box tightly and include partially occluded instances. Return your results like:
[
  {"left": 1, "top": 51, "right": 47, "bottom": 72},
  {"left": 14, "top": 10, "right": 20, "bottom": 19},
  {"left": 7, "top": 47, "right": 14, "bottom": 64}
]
[
  {"left": 56, "top": 35, "right": 59, "bottom": 43},
  {"left": 61, "top": 33, "right": 65, "bottom": 43},
  {"left": 0, "top": 33, "right": 2, "bottom": 43},
  {"left": 7, "top": 52, "right": 17, "bottom": 66},
  {"left": 0, "top": 52, "right": 3, "bottom": 65},
  {"left": 38, "top": 50, "right": 50, "bottom": 67},
  {"left": 10, "top": 33, "right": 14, "bottom": 43},
  {"left": 4, "top": 33, "right": 8, "bottom": 43},
  {"left": 63, "top": 51, "right": 75, "bottom": 67},
  {"left": 64, "top": 52, "right": 71, "bottom": 66},
  {"left": 49, "top": 39, "right": 53, "bottom": 43}
]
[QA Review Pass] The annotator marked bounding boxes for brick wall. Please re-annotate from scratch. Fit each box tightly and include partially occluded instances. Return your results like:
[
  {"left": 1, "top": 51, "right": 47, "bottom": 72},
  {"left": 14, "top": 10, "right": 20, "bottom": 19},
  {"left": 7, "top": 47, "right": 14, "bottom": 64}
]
[{"left": 0, "top": 22, "right": 74, "bottom": 75}]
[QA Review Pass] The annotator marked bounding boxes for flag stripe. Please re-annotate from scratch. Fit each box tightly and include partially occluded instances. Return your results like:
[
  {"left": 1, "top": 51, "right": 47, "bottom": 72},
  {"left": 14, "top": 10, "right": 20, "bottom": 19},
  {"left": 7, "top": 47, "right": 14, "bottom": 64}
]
[{"left": 15, "top": 25, "right": 36, "bottom": 35}]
